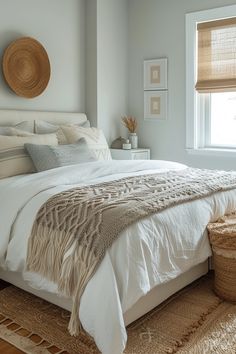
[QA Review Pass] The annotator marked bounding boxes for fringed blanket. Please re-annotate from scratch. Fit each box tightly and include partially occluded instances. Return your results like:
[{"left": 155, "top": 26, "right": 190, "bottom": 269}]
[{"left": 26, "top": 167, "right": 236, "bottom": 335}]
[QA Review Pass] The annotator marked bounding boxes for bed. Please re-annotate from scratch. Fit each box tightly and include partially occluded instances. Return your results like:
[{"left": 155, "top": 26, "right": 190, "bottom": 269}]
[{"left": 0, "top": 110, "right": 235, "bottom": 354}]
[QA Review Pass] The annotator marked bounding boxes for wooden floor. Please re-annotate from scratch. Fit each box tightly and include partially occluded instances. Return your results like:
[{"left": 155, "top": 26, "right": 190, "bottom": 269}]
[
  {"left": 0, "top": 280, "right": 24, "bottom": 354},
  {"left": 0, "top": 338, "right": 24, "bottom": 354}
]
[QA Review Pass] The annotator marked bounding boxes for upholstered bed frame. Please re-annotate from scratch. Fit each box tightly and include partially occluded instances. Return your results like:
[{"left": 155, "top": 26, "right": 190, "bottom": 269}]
[
  {"left": 0, "top": 109, "right": 87, "bottom": 130},
  {"left": 0, "top": 262, "right": 208, "bottom": 326},
  {"left": 0, "top": 109, "right": 209, "bottom": 327}
]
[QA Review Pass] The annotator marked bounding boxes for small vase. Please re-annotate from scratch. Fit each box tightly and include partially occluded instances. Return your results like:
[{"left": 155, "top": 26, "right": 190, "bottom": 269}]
[{"left": 129, "top": 133, "right": 138, "bottom": 149}]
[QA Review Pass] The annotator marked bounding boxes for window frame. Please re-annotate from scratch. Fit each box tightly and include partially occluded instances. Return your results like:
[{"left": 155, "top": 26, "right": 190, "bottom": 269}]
[{"left": 186, "top": 4, "right": 236, "bottom": 155}]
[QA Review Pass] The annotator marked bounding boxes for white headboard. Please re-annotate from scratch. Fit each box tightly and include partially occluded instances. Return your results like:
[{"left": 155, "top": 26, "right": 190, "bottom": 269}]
[{"left": 0, "top": 109, "right": 88, "bottom": 132}]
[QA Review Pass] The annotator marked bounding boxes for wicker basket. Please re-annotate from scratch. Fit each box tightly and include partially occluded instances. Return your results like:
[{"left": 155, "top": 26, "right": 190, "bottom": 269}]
[{"left": 207, "top": 214, "right": 236, "bottom": 302}]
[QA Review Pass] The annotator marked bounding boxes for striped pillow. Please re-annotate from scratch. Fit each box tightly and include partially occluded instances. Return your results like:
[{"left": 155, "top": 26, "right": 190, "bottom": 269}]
[{"left": 0, "top": 133, "right": 58, "bottom": 179}]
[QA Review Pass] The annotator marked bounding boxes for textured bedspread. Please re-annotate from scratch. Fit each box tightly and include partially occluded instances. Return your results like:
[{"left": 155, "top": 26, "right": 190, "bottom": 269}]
[{"left": 26, "top": 167, "right": 236, "bottom": 335}]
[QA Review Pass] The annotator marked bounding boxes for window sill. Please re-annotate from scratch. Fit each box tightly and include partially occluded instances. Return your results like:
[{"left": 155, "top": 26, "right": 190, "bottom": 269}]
[{"left": 186, "top": 148, "right": 236, "bottom": 157}]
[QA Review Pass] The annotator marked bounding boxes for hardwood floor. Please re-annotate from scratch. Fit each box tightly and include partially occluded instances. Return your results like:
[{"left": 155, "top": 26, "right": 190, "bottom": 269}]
[
  {"left": 0, "top": 280, "right": 25, "bottom": 354},
  {"left": 0, "top": 338, "right": 24, "bottom": 354}
]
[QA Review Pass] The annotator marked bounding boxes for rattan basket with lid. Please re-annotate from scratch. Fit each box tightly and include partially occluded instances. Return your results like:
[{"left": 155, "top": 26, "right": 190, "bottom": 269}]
[{"left": 207, "top": 214, "right": 236, "bottom": 302}]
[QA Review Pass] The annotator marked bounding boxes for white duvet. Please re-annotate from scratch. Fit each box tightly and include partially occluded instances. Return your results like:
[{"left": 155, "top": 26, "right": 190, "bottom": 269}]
[{"left": 1, "top": 160, "right": 236, "bottom": 354}]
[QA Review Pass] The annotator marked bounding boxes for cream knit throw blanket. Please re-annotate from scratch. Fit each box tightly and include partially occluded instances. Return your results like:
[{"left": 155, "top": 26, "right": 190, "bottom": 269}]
[{"left": 26, "top": 168, "right": 236, "bottom": 335}]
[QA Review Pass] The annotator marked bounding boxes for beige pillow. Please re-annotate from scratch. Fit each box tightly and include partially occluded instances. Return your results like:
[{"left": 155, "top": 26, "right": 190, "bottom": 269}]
[
  {"left": 61, "top": 126, "right": 111, "bottom": 160},
  {"left": 0, "top": 133, "right": 58, "bottom": 179}
]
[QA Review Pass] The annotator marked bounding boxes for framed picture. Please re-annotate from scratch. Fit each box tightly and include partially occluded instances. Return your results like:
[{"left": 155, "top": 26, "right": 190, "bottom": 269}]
[
  {"left": 144, "top": 91, "right": 168, "bottom": 120},
  {"left": 144, "top": 58, "right": 168, "bottom": 90}
]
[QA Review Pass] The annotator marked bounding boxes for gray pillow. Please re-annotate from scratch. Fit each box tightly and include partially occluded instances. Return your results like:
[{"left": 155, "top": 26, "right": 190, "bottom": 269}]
[{"left": 25, "top": 138, "right": 97, "bottom": 172}]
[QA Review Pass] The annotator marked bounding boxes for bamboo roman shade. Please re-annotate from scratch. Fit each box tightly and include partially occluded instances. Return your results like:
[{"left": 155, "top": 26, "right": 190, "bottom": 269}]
[{"left": 196, "top": 17, "right": 236, "bottom": 93}]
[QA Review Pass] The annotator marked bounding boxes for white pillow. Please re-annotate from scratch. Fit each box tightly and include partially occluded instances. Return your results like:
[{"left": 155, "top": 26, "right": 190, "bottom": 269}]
[
  {"left": 0, "top": 127, "right": 33, "bottom": 136},
  {"left": 61, "top": 126, "right": 111, "bottom": 160},
  {"left": 0, "top": 120, "right": 33, "bottom": 133},
  {"left": 0, "top": 133, "right": 58, "bottom": 179},
  {"left": 35, "top": 120, "right": 90, "bottom": 144}
]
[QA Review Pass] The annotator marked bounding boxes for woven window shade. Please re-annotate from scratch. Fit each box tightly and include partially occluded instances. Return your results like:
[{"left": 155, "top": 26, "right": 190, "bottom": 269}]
[{"left": 196, "top": 18, "right": 236, "bottom": 93}]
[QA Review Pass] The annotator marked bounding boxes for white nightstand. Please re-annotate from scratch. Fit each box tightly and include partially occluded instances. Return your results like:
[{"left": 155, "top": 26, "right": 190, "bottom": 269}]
[{"left": 110, "top": 148, "right": 150, "bottom": 160}]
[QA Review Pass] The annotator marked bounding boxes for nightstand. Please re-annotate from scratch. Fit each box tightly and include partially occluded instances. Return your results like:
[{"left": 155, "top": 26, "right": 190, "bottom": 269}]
[{"left": 110, "top": 148, "right": 150, "bottom": 160}]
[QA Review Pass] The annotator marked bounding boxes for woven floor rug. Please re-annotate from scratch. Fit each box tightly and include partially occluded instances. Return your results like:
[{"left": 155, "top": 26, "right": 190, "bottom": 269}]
[{"left": 0, "top": 275, "right": 235, "bottom": 354}]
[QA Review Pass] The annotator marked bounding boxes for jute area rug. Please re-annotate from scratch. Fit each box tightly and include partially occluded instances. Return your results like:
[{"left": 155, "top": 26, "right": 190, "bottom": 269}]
[{"left": 0, "top": 275, "right": 235, "bottom": 354}]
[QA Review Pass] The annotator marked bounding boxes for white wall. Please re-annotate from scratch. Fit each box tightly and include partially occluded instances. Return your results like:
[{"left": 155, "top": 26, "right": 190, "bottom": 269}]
[
  {"left": 0, "top": 0, "right": 85, "bottom": 112},
  {"left": 97, "top": 0, "right": 128, "bottom": 143},
  {"left": 85, "top": 0, "right": 128, "bottom": 143},
  {"left": 128, "top": 0, "right": 236, "bottom": 170},
  {"left": 85, "top": 0, "right": 97, "bottom": 128}
]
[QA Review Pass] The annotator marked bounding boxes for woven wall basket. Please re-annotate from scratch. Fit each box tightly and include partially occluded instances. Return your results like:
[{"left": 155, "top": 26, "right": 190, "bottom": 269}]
[{"left": 2, "top": 37, "right": 50, "bottom": 98}]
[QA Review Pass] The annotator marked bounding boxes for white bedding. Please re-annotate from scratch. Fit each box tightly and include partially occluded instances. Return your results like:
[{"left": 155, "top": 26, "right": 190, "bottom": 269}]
[{"left": 1, "top": 160, "right": 236, "bottom": 354}]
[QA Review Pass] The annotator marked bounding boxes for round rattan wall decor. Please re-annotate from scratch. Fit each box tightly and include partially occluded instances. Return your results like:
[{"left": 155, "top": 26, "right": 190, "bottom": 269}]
[{"left": 2, "top": 37, "right": 50, "bottom": 98}]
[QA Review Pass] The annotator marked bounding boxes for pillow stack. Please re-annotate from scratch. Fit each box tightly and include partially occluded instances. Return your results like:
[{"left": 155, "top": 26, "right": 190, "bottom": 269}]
[
  {"left": 0, "top": 118, "right": 111, "bottom": 179},
  {"left": 35, "top": 120, "right": 111, "bottom": 161}
]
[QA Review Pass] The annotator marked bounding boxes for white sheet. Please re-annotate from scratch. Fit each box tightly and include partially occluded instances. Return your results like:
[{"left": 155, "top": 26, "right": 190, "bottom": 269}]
[{"left": 1, "top": 160, "right": 236, "bottom": 354}]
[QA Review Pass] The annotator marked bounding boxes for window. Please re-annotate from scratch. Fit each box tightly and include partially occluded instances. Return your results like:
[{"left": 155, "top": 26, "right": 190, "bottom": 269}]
[
  {"left": 203, "top": 92, "right": 236, "bottom": 148},
  {"left": 186, "top": 5, "right": 236, "bottom": 155}
]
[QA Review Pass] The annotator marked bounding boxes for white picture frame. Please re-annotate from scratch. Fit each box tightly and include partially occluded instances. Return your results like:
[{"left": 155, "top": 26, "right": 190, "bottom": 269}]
[
  {"left": 144, "top": 90, "right": 168, "bottom": 121},
  {"left": 144, "top": 58, "right": 168, "bottom": 90}
]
